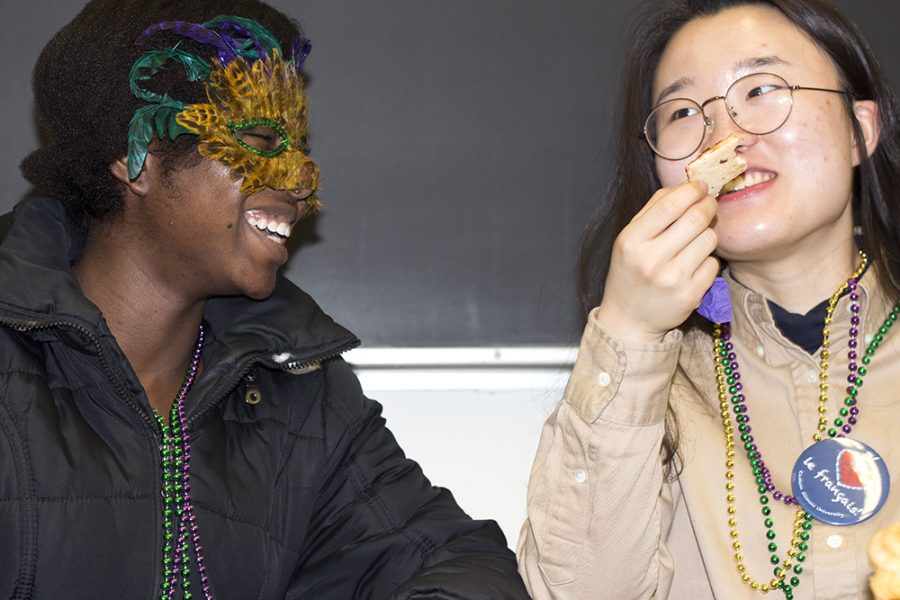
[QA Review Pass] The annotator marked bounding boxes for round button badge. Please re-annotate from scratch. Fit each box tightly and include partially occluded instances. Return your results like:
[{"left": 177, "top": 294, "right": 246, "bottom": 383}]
[{"left": 791, "top": 437, "right": 890, "bottom": 526}]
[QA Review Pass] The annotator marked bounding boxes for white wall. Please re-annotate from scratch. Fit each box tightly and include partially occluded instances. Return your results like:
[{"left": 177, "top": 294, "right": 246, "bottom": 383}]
[{"left": 346, "top": 347, "right": 575, "bottom": 549}]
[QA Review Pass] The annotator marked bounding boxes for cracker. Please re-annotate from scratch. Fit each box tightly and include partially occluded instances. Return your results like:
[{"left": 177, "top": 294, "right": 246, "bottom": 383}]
[{"left": 685, "top": 133, "right": 748, "bottom": 197}]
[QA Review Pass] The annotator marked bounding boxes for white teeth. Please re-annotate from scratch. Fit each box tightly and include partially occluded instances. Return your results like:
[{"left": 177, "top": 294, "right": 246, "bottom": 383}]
[
  {"left": 728, "top": 171, "right": 775, "bottom": 192},
  {"left": 244, "top": 210, "right": 293, "bottom": 242}
]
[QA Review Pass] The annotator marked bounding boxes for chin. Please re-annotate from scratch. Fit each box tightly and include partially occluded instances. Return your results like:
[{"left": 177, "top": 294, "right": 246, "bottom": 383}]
[
  {"left": 714, "top": 223, "right": 786, "bottom": 261},
  {"left": 243, "top": 283, "right": 277, "bottom": 301},
  {"left": 237, "top": 273, "right": 279, "bottom": 301},
  {"left": 716, "top": 239, "right": 790, "bottom": 264}
]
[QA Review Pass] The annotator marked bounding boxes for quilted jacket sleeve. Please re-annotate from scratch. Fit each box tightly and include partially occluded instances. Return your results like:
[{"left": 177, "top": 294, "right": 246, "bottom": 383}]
[{"left": 287, "top": 358, "right": 530, "bottom": 600}]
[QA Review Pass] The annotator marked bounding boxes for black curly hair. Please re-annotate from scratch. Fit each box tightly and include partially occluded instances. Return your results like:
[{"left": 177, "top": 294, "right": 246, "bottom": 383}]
[{"left": 21, "top": 0, "right": 305, "bottom": 231}]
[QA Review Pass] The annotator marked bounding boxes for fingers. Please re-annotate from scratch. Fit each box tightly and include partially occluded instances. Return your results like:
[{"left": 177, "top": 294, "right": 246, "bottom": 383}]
[
  {"left": 617, "top": 181, "right": 717, "bottom": 276},
  {"left": 653, "top": 212, "right": 719, "bottom": 310},
  {"left": 598, "top": 181, "right": 720, "bottom": 340},
  {"left": 631, "top": 180, "right": 709, "bottom": 234},
  {"left": 618, "top": 226, "right": 718, "bottom": 307},
  {"left": 690, "top": 255, "right": 721, "bottom": 295},
  {"left": 654, "top": 194, "right": 718, "bottom": 262}
]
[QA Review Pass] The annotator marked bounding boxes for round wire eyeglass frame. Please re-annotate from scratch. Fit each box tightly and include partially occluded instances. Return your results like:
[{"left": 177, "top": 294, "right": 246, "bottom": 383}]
[{"left": 640, "top": 72, "right": 850, "bottom": 160}]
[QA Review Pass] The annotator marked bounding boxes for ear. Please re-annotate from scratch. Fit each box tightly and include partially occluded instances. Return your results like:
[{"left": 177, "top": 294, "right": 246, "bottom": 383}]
[
  {"left": 850, "top": 99, "right": 880, "bottom": 166},
  {"left": 109, "top": 156, "right": 151, "bottom": 197}
]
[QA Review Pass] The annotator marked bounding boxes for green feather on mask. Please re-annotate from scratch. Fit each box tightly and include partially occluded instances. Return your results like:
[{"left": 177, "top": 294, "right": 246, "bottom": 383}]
[{"left": 126, "top": 49, "right": 211, "bottom": 179}]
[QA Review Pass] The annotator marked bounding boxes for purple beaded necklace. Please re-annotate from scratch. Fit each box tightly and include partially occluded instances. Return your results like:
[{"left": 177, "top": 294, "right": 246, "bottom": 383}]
[
  {"left": 718, "top": 267, "right": 864, "bottom": 506},
  {"left": 712, "top": 254, "right": 900, "bottom": 598},
  {"left": 152, "top": 324, "right": 214, "bottom": 600}
]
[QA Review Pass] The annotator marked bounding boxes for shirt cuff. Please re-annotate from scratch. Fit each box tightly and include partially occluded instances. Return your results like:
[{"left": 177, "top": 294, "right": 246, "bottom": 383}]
[{"left": 565, "top": 306, "right": 682, "bottom": 426}]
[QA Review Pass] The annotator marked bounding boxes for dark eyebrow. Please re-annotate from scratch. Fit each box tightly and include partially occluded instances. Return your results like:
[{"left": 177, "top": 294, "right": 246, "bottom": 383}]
[
  {"left": 654, "top": 76, "right": 693, "bottom": 106},
  {"left": 653, "top": 56, "right": 790, "bottom": 106},
  {"left": 733, "top": 55, "right": 790, "bottom": 72}
]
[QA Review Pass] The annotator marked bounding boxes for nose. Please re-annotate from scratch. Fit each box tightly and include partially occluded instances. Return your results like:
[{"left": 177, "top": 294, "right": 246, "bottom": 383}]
[
  {"left": 287, "top": 187, "right": 314, "bottom": 201},
  {"left": 699, "top": 99, "right": 758, "bottom": 154}
]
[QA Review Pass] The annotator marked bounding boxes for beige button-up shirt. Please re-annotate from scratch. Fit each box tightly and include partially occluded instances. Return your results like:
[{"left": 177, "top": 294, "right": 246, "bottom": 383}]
[{"left": 519, "top": 272, "right": 900, "bottom": 600}]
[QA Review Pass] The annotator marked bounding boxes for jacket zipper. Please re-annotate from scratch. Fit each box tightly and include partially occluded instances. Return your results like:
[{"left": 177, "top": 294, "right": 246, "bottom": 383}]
[
  {"left": 184, "top": 337, "right": 359, "bottom": 427},
  {"left": 0, "top": 314, "right": 159, "bottom": 432},
  {"left": 0, "top": 311, "right": 358, "bottom": 428},
  {"left": 1, "top": 312, "right": 356, "bottom": 597}
]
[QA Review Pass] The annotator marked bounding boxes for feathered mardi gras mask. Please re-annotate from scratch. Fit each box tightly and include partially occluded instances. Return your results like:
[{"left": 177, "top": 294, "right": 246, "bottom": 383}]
[{"left": 127, "top": 16, "right": 320, "bottom": 210}]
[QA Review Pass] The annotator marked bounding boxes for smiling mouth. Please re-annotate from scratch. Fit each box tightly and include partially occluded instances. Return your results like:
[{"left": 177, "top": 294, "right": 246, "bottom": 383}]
[
  {"left": 244, "top": 210, "right": 293, "bottom": 246},
  {"left": 721, "top": 171, "right": 776, "bottom": 194}
]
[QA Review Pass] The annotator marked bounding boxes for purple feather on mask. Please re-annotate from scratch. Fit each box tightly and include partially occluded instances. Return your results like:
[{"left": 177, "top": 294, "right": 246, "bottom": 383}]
[
  {"left": 291, "top": 37, "right": 312, "bottom": 74},
  {"left": 135, "top": 21, "right": 238, "bottom": 64},
  {"left": 209, "top": 20, "right": 266, "bottom": 60}
]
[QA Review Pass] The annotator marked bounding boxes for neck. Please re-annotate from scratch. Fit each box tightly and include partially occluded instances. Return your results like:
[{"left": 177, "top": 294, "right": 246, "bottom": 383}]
[
  {"left": 73, "top": 224, "right": 207, "bottom": 416},
  {"left": 727, "top": 238, "right": 859, "bottom": 314}
]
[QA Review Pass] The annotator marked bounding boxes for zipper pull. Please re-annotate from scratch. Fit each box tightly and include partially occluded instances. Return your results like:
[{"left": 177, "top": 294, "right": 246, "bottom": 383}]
[{"left": 242, "top": 370, "right": 262, "bottom": 405}]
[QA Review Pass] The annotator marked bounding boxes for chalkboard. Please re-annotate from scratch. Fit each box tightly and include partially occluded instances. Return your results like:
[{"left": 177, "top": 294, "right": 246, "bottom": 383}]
[{"left": 2, "top": 1, "right": 898, "bottom": 346}]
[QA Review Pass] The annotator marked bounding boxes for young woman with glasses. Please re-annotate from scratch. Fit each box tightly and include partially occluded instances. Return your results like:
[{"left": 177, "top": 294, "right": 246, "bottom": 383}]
[{"left": 518, "top": 0, "right": 900, "bottom": 598}]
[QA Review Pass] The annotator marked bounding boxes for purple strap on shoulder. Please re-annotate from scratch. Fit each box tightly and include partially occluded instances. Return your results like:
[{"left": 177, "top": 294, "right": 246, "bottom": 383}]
[{"left": 696, "top": 276, "right": 732, "bottom": 323}]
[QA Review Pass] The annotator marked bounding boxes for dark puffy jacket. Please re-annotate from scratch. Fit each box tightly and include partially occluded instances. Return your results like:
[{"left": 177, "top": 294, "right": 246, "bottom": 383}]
[{"left": 0, "top": 197, "right": 530, "bottom": 599}]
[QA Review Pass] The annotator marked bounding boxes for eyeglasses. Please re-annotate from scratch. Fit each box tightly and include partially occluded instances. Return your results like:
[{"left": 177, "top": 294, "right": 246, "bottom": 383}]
[{"left": 642, "top": 72, "right": 849, "bottom": 160}]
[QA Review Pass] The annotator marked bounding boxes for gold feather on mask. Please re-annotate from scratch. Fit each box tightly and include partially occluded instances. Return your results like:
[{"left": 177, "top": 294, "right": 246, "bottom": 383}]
[{"left": 176, "top": 49, "right": 320, "bottom": 210}]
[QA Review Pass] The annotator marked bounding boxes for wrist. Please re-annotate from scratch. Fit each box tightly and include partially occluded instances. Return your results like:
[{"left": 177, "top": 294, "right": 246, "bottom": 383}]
[{"left": 591, "top": 303, "right": 669, "bottom": 344}]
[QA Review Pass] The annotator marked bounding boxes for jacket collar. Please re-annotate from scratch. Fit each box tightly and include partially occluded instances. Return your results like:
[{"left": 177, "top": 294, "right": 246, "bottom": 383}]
[{"left": 0, "top": 196, "right": 359, "bottom": 370}]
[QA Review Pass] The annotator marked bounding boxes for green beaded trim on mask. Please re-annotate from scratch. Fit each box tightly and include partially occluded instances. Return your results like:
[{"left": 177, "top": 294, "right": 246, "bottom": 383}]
[{"left": 227, "top": 117, "right": 291, "bottom": 158}]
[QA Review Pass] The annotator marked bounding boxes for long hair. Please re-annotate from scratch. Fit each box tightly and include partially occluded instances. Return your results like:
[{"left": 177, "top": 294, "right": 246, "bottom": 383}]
[
  {"left": 578, "top": 0, "right": 900, "bottom": 314},
  {"left": 578, "top": 0, "right": 900, "bottom": 470}
]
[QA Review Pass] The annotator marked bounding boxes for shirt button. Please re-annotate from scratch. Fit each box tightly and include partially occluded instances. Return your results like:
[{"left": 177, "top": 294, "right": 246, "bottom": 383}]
[
  {"left": 756, "top": 345, "right": 765, "bottom": 358},
  {"left": 865, "top": 334, "right": 874, "bottom": 345},
  {"left": 826, "top": 534, "right": 843, "bottom": 549},
  {"left": 597, "top": 371, "right": 611, "bottom": 387},
  {"left": 574, "top": 469, "right": 587, "bottom": 483},
  {"left": 806, "top": 369, "right": 817, "bottom": 384}
]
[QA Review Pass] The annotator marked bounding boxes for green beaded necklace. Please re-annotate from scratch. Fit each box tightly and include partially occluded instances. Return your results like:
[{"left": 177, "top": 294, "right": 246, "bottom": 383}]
[
  {"left": 153, "top": 404, "right": 192, "bottom": 598},
  {"left": 713, "top": 263, "right": 899, "bottom": 598},
  {"left": 150, "top": 324, "right": 211, "bottom": 600}
]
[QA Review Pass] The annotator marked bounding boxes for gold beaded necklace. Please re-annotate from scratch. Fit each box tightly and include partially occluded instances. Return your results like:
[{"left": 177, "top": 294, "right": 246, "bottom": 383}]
[
  {"left": 715, "top": 328, "right": 810, "bottom": 596},
  {"left": 713, "top": 252, "right": 871, "bottom": 598}
]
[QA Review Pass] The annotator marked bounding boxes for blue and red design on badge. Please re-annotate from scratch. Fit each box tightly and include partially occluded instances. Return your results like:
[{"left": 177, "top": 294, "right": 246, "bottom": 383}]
[{"left": 791, "top": 438, "right": 890, "bottom": 526}]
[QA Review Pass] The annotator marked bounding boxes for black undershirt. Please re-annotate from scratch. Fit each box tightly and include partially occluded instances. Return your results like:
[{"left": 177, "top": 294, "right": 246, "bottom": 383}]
[
  {"left": 768, "top": 298, "right": 831, "bottom": 355},
  {"left": 766, "top": 260, "right": 870, "bottom": 355}
]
